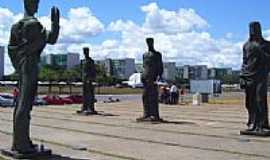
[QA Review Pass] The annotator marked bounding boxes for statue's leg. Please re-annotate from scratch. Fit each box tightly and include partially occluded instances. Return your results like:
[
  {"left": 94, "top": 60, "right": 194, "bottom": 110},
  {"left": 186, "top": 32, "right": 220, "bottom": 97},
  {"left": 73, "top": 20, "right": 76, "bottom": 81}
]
[
  {"left": 142, "top": 82, "right": 150, "bottom": 118},
  {"left": 89, "top": 84, "right": 96, "bottom": 112},
  {"left": 254, "top": 82, "right": 266, "bottom": 131},
  {"left": 245, "top": 86, "right": 255, "bottom": 128},
  {"left": 12, "top": 68, "right": 38, "bottom": 153},
  {"left": 12, "top": 75, "right": 22, "bottom": 150},
  {"left": 82, "top": 81, "right": 90, "bottom": 111},
  {"left": 149, "top": 84, "right": 160, "bottom": 120},
  {"left": 261, "top": 81, "right": 269, "bottom": 128}
]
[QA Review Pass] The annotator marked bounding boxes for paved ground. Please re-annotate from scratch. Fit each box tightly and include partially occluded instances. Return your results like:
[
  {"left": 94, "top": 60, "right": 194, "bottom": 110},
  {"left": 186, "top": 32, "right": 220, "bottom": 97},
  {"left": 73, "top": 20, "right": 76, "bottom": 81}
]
[{"left": 0, "top": 99, "right": 269, "bottom": 160}]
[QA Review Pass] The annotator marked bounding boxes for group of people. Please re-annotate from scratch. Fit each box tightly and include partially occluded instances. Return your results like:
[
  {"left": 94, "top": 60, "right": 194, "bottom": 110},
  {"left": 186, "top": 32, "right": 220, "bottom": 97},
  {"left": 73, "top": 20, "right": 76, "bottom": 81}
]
[{"left": 159, "top": 84, "right": 184, "bottom": 105}]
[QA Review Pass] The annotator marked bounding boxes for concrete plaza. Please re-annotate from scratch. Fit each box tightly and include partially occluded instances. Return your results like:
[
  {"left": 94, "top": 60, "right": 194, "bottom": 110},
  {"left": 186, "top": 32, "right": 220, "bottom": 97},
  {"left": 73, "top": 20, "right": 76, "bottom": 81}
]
[{"left": 0, "top": 98, "right": 269, "bottom": 160}]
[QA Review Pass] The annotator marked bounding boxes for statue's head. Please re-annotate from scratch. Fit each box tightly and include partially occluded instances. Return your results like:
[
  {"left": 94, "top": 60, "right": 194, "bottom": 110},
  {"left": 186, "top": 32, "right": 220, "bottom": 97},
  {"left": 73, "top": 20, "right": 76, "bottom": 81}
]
[
  {"left": 146, "top": 37, "right": 154, "bottom": 50},
  {"left": 24, "top": 0, "right": 39, "bottom": 16},
  {"left": 249, "top": 21, "right": 263, "bottom": 41},
  {"left": 83, "top": 47, "right": 90, "bottom": 58}
]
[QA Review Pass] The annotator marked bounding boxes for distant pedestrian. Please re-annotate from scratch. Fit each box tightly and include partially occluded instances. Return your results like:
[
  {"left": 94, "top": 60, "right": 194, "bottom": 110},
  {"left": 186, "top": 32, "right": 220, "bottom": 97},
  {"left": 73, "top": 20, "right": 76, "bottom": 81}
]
[
  {"left": 180, "top": 87, "right": 185, "bottom": 104},
  {"left": 13, "top": 87, "right": 19, "bottom": 107},
  {"left": 170, "top": 84, "right": 178, "bottom": 104}
]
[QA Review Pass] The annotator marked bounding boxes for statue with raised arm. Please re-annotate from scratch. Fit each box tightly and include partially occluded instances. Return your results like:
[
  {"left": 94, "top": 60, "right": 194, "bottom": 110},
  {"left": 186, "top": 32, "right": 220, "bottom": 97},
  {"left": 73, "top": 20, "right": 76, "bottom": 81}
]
[
  {"left": 77, "top": 47, "right": 97, "bottom": 115},
  {"left": 240, "top": 22, "right": 270, "bottom": 137},
  {"left": 1, "top": 0, "right": 60, "bottom": 158},
  {"left": 137, "top": 38, "right": 164, "bottom": 122}
]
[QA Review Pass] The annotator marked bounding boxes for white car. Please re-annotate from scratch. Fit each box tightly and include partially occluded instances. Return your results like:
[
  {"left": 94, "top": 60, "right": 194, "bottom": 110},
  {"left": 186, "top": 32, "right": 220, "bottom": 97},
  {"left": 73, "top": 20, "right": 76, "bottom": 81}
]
[{"left": 0, "top": 96, "right": 14, "bottom": 107}]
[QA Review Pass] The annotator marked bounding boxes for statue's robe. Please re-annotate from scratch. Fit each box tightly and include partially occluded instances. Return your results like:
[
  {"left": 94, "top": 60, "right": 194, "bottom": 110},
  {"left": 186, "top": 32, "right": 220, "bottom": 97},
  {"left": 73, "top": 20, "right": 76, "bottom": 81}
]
[
  {"left": 141, "top": 50, "right": 163, "bottom": 118},
  {"left": 82, "top": 58, "right": 96, "bottom": 112},
  {"left": 8, "top": 16, "right": 59, "bottom": 153},
  {"left": 240, "top": 40, "right": 270, "bottom": 130}
]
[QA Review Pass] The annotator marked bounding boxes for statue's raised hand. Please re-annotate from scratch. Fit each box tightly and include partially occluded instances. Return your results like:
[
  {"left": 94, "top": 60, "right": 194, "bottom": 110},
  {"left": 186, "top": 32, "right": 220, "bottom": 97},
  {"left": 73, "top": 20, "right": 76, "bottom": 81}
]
[{"left": 51, "top": 6, "right": 60, "bottom": 25}]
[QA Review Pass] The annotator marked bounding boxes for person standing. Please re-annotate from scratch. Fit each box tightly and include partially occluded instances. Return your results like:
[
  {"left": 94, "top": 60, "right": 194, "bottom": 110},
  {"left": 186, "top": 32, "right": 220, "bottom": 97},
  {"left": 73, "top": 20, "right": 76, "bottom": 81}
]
[
  {"left": 12, "top": 87, "right": 19, "bottom": 107},
  {"left": 170, "top": 83, "right": 178, "bottom": 104}
]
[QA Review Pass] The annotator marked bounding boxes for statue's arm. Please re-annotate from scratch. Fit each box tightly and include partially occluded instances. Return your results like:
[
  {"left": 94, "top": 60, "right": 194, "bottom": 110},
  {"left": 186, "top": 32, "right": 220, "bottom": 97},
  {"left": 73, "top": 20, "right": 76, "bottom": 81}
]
[
  {"left": 8, "top": 24, "right": 21, "bottom": 69},
  {"left": 158, "top": 53, "right": 164, "bottom": 77},
  {"left": 241, "top": 46, "right": 247, "bottom": 71},
  {"left": 240, "top": 45, "right": 248, "bottom": 88},
  {"left": 93, "top": 62, "right": 97, "bottom": 80},
  {"left": 46, "top": 7, "right": 60, "bottom": 44}
]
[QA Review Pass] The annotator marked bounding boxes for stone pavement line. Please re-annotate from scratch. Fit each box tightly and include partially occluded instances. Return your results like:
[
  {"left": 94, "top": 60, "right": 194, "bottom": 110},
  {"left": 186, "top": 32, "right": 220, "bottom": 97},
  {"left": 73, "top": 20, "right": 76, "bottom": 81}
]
[
  {"left": 0, "top": 112, "right": 255, "bottom": 143},
  {"left": 29, "top": 105, "right": 249, "bottom": 124},
  {"left": 42, "top": 103, "right": 246, "bottom": 115},
  {"left": 1, "top": 117, "right": 270, "bottom": 159},
  {"left": 0, "top": 132, "right": 126, "bottom": 160},
  {"left": 30, "top": 109, "right": 249, "bottom": 126},
  {"left": 39, "top": 106, "right": 247, "bottom": 121},
  {"left": 0, "top": 110, "right": 264, "bottom": 144},
  {"left": 0, "top": 111, "right": 253, "bottom": 142},
  {"left": 2, "top": 109, "right": 246, "bottom": 131},
  {"left": 1, "top": 107, "right": 245, "bottom": 126},
  {"left": 0, "top": 130, "right": 143, "bottom": 160}
]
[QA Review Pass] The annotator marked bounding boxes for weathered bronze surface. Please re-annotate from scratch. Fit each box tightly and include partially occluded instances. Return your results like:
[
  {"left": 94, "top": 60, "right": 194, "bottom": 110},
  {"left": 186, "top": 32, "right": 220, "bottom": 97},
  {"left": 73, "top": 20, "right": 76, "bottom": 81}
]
[
  {"left": 2, "top": 0, "right": 60, "bottom": 157},
  {"left": 137, "top": 38, "right": 164, "bottom": 122},
  {"left": 240, "top": 22, "right": 270, "bottom": 136},
  {"left": 77, "top": 47, "right": 97, "bottom": 115}
]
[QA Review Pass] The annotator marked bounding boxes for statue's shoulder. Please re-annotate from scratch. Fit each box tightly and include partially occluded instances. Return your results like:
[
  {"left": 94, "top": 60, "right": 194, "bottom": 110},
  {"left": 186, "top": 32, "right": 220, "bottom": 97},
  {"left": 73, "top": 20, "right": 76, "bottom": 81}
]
[
  {"left": 143, "top": 52, "right": 149, "bottom": 57},
  {"left": 10, "top": 20, "right": 24, "bottom": 32},
  {"left": 264, "top": 40, "right": 270, "bottom": 46},
  {"left": 90, "top": 58, "right": 95, "bottom": 64},
  {"left": 243, "top": 41, "right": 249, "bottom": 49},
  {"left": 156, "top": 51, "right": 162, "bottom": 56},
  {"left": 243, "top": 41, "right": 258, "bottom": 50}
]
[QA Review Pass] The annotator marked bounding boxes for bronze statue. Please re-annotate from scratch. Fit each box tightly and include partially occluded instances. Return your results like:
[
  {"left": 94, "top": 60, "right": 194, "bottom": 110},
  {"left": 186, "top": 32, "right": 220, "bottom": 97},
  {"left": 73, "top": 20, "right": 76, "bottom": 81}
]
[
  {"left": 1, "top": 0, "right": 60, "bottom": 158},
  {"left": 240, "top": 21, "right": 270, "bottom": 136},
  {"left": 137, "top": 38, "right": 164, "bottom": 122},
  {"left": 77, "top": 47, "right": 97, "bottom": 115}
]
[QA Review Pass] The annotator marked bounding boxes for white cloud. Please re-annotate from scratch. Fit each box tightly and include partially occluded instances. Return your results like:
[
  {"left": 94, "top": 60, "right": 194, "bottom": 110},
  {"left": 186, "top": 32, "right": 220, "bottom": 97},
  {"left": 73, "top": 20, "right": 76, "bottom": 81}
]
[
  {"left": 106, "top": 2, "right": 243, "bottom": 69},
  {"left": 141, "top": 2, "right": 209, "bottom": 34},
  {"left": 0, "top": 3, "right": 248, "bottom": 75},
  {"left": 0, "top": 7, "right": 104, "bottom": 75}
]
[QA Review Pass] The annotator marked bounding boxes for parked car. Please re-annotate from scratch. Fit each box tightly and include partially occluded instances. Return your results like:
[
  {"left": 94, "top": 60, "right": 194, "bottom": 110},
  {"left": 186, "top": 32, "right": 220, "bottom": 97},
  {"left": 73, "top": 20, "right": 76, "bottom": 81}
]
[
  {"left": 34, "top": 97, "right": 48, "bottom": 106},
  {"left": 65, "top": 95, "right": 83, "bottom": 104},
  {"left": 0, "top": 96, "right": 14, "bottom": 107},
  {"left": 0, "top": 94, "right": 14, "bottom": 100},
  {"left": 43, "top": 95, "right": 73, "bottom": 105}
]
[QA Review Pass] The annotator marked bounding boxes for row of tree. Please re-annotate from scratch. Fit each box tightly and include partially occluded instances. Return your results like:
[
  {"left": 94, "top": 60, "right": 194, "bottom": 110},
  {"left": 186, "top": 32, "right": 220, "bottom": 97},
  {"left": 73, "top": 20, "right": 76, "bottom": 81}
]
[{"left": 6, "top": 64, "right": 123, "bottom": 86}]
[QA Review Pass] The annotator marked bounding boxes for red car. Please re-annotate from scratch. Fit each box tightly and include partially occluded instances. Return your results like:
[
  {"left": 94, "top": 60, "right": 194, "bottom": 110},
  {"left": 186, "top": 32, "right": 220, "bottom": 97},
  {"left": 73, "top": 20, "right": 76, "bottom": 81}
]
[
  {"left": 43, "top": 95, "right": 73, "bottom": 105},
  {"left": 65, "top": 95, "right": 83, "bottom": 104}
]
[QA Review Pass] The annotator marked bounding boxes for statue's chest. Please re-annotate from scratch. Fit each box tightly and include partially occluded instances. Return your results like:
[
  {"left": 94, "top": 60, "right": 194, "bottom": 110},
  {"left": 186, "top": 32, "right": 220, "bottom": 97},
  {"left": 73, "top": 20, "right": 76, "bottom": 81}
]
[
  {"left": 22, "top": 19, "right": 44, "bottom": 41},
  {"left": 144, "top": 53, "right": 157, "bottom": 66}
]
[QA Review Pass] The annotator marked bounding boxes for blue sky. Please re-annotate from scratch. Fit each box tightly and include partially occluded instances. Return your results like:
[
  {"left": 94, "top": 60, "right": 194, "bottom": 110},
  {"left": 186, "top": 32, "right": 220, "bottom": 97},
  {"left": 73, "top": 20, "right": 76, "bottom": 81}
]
[
  {"left": 1, "top": 0, "right": 270, "bottom": 74},
  {"left": 2, "top": 0, "right": 270, "bottom": 41}
]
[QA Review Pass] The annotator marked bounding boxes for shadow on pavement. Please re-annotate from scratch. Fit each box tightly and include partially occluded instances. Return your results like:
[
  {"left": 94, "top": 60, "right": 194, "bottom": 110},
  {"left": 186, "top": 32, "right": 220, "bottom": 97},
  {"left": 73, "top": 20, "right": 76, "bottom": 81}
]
[
  {"left": 97, "top": 111, "right": 119, "bottom": 117},
  {"left": 33, "top": 154, "right": 91, "bottom": 160}
]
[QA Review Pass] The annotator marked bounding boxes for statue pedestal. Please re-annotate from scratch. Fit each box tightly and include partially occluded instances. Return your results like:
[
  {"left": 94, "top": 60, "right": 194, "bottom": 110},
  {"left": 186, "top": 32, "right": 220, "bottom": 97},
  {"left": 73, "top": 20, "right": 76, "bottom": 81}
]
[
  {"left": 1, "top": 148, "right": 52, "bottom": 159},
  {"left": 76, "top": 110, "right": 98, "bottom": 116},
  {"left": 240, "top": 130, "right": 270, "bottom": 137}
]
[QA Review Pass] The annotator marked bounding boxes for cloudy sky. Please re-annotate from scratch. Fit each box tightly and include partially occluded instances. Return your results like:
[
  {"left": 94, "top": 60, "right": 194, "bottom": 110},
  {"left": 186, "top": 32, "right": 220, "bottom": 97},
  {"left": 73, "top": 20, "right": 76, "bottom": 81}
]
[{"left": 1, "top": 0, "right": 270, "bottom": 75}]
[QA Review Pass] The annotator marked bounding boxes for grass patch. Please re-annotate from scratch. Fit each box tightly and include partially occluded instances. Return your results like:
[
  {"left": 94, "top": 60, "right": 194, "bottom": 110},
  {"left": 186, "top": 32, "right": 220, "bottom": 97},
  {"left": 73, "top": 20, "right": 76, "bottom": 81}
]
[
  {"left": 0, "top": 86, "right": 142, "bottom": 95},
  {"left": 0, "top": 156, "right": 7, "bottom": 160},
  {"left": 209, "top": 99, "right": 243, "bottom": 105}
]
